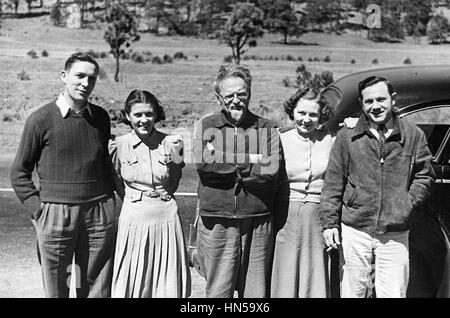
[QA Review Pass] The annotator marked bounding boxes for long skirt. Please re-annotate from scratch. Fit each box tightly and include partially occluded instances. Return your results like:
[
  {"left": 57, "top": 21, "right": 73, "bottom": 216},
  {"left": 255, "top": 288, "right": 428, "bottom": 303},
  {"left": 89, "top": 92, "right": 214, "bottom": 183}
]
[
  {"left": 271, "top": 201, "right": 328, "bottom": 298},
  {"left": 112, "top": 197, "right": 191, "bottom": 298}
]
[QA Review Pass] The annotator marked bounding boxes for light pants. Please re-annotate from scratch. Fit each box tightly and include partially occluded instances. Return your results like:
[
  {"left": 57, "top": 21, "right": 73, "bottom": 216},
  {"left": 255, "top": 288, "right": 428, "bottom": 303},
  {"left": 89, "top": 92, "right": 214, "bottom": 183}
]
[
  {"left": 197, "top": 214, "right": 273, "bottom": 298},
  {"left": 340, "top": 223, "right": 409, "bottom": 298}
]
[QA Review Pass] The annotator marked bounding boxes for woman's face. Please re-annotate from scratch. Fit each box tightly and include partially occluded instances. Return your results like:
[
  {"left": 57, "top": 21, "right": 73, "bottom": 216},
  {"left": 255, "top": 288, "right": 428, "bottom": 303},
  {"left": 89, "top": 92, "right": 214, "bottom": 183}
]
[
  {"left": 126, "top": 103, "right": 156, "bottom": 139},
  {"left": 293, "top": 98, "right": 321, "bottom": 135}
]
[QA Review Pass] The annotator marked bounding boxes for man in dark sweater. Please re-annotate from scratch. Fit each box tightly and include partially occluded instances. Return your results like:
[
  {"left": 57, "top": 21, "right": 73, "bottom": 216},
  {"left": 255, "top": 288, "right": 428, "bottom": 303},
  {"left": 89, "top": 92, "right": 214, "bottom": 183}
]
[{"left": 10, "top": 52, "right": 116, "bottom": 298}]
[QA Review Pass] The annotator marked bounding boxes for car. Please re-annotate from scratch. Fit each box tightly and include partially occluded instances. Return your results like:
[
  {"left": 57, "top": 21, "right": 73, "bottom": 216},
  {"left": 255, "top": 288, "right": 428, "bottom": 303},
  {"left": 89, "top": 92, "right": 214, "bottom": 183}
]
[{"left": 322, "top": 65, "right": 450, "bottom": 298}]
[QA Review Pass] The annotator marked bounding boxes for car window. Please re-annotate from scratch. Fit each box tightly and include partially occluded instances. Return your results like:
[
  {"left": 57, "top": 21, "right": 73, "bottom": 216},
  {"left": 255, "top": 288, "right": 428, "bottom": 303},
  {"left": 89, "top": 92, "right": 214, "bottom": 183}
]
[{"left": 401, "top": 106, "right": 450, "bottom": 164}]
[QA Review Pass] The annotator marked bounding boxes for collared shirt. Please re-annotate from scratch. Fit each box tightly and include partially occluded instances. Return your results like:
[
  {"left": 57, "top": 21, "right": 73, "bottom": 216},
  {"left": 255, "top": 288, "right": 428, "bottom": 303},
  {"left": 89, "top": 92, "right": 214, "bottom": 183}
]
[
  {"left": 56, "top": 93, "right": 92, "bottom": 118},
  {"left": 352, "top": 113, "right": 403, "bottom": 144},
  {"left": 367, "top": 116, "right": 395, "bottom": 140}
]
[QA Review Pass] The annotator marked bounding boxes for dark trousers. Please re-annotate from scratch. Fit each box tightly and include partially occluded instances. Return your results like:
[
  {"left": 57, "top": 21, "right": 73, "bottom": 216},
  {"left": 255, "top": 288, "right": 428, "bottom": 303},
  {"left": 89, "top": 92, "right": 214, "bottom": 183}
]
[{"left": 32, "top": 195, "right": 117, "bottom": 298}]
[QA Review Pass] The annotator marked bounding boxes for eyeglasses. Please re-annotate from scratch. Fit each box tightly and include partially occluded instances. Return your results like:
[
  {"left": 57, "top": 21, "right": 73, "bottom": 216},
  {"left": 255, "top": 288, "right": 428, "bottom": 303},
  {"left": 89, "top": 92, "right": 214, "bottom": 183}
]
[{"left": 219, "top": 91, "right": 249, "bottom": 103}]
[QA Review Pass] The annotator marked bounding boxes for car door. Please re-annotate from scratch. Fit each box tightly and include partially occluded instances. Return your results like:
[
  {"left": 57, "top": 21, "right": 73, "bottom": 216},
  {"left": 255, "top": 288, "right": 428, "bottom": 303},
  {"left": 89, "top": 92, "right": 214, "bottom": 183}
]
[{"left": 399, "top": 105, "right": 450, "bottom": 298}]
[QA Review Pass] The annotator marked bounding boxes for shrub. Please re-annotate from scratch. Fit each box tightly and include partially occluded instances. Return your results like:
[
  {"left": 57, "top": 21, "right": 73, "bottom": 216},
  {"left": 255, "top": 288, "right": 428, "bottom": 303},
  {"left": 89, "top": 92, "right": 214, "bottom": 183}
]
[
  {"left": 27, "top": 50, "right": 38, "bottom": 59},
  {"left": 98, "top": 68, "right": 107, "bottom": 80},
  {"left": 50, "top": 2, "right": 62, "bottom": 26},
  {"left": 286, "top": 54, "right": 295, "bottom": 61},
  {"left": 282, "top": 77, "right": 292, "bottom": 87},
  {"left": 308, "top": 57, "right": 313, "bottom": 62},
  {"left": 350, "top": 59, "right": 356, "bottom": 64},
  {"left": 403, "top": 57, "right": 412, "bottom": 64},
  {"left": 99, "top": 51, "right": 108, "bottom": 58},
  {"left": 152, "top": 56, "right": 162, "bottom": 64},
  {"left": 372, "top": 58, "right": 379, "bottom": 64},
  {"left": 174, "top": 51, "right": 187, "bottom": 59},
  {"left": 224, "top": 55, "right": 233, "bottom": 63},
  {"left": 289, "top": 64, "right": 334, "bottom": 91},
  {"left": 324, "top": 55, "right": 331, "bottom": 62},
  {"left": 297, "top": 56, "right": 303, "bottom": 61},
  {"left": 41, "top": 50, "right": 49, "bottom": 57},
  {"left": 17, "top": 70, "right": 30, "bottom": 81},
  {"left": 131, "top": 52, "right": 145, "bottom": 63},
  {"left": 195, "top": 55, "right": 199, "bottom": 59},
  {"left": 313, "top": 56, "right": 320, "bottom": 62},
  {"left": 163, "top": 54, "right": 173, "bottom": 63}
]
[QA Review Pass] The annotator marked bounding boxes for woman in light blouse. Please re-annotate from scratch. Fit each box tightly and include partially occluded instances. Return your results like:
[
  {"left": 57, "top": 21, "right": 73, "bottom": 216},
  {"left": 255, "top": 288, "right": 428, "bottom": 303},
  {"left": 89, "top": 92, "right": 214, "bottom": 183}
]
[
  {"left": 110, "top": 90, "right": 191, "bottom": 298},
  {"left": 271, "top": 87, "right": 335, "bottom": 298}
]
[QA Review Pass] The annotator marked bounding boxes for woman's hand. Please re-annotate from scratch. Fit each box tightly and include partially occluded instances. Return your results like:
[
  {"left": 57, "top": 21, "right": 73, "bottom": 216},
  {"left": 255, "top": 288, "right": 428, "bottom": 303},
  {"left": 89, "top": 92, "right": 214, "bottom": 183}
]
[{"left": 339, "top": 117, "right": 358, "bottom": 129}]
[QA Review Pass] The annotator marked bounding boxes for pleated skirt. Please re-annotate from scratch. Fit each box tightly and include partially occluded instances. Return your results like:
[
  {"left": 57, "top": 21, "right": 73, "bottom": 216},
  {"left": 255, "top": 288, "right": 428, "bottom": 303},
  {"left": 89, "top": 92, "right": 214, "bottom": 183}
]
[{"left": 111, "top": 197, "right": 191, "bottom": 298}]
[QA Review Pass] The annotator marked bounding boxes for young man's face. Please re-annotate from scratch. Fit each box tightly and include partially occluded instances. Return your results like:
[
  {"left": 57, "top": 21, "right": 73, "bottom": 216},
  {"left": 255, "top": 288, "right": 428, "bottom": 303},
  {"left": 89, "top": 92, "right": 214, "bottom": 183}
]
[
  {"left": 360, "top": 81, "right": 395, "bottom": 125},
  {"left": 217, "top": 76, "right": 250, "bottom": 124},
  {"left": 61, "top": 61, "right": 98, "bottom": 105}
]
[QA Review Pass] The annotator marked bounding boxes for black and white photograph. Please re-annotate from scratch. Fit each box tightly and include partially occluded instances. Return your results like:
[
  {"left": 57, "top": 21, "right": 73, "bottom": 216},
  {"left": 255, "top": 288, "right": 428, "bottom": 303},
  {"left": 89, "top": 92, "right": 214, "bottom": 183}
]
[{"left": 0, "top": 0, "right": 449, "bottom": 305}]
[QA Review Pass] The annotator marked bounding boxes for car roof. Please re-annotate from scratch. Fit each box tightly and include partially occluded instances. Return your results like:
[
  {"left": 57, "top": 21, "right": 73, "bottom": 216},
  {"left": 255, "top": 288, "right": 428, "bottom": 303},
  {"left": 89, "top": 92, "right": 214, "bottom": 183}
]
[{"left": 323, "top": 65, "right": 450, "bottom": 132}]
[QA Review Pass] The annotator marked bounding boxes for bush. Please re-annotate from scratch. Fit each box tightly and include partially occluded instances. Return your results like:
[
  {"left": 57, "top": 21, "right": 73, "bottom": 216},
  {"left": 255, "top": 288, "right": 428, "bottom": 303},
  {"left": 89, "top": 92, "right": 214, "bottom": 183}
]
[
  {"left": 286, "top": 54, "right": 295, "bottom": 61},
  {"left": 152, "top": 56, "right": 162, "bottom": 64},
  {"left": 313, "top": 56, "right": 320, "bottom": 62},
  {"left": 99, "top": 51, "right": 108, "bottom": 58},
  {"left": 27, "top": 50, "right": 38, "bottom": 59},
  {"left": 282, "top": 77, "right": 292, "bottom": 87},
  {"left": 372, "top": 58, "right": 379, "bottom": 65},
  {"left": 42, "top": 50, "right": 49, "bottom": 57},
  {"left": 98, "top": 68, "right": 107, "bottom": 80},
  {"left": 174, "top": 51, "right": 187, "bottom": 60},
  {"left": 403, "top": 57, "right": 412, "bottom": 64},
  {"left": 131, "top": 52, "right": 145, "bottom": 63},
  {"left": 17, "top": 70, "right": 30, "bottom": 81},
  {"left": 323, "top": 55, "right": 331, "bottom": 62},
  {"left": 297, "top": 56, "right": 303, "bottom": 61},
  {"left": 350, "top": 59, "right": 356, "bottom": 64},
  {"left": 224, "top": 55, "right": 233, "bottom": 63},
  {"left": 50, "top": 2, "right": 62, "bottom": 26},
  {"left": 308, "top": 57, "right": 313, "bottom": 62},
  {"left": 163, "top": 54, "right": 173, "bottom": 63}
]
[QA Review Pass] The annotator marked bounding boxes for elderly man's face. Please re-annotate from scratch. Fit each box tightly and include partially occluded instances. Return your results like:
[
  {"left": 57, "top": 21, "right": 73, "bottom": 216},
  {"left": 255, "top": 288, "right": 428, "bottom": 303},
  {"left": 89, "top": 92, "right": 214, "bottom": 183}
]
[{"left": 217, "top": 76, "right": 250, "bottom": 124}]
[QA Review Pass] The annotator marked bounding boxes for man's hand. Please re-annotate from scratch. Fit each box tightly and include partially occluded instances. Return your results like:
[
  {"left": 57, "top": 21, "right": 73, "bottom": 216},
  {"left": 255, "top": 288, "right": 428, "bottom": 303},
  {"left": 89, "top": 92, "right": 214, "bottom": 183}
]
[
  {"left": 323, "top": 228, "right": 341, "bottom": 251},
  {"left": 24, "top": 196, "right": 42, "bottom": 220}
]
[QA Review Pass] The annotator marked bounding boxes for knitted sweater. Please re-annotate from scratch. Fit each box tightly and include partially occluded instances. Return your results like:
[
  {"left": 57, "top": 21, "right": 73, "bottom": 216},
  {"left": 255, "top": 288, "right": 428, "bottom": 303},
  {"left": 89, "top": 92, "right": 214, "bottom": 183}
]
[
  {"left": 10, "top": 100, "right": 114, "bottom": 204},
  {"left": 279, "top": 127, "right": 335, "bottom": 203}
]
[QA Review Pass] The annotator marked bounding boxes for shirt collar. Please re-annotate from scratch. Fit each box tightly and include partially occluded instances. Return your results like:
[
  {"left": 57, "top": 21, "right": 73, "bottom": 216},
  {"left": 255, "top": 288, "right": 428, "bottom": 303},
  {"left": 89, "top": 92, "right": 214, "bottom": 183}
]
[
  {"left": 352, "top": 112, "right": 402, "bottom": 144},
  {"left": 130, "top": 129, "right": 165, "bottom": 149},
  {"left": 56, "top": 93, "right": 92, "bottom": 118},
  {"left": 212, "top": 109, "right": 259, "bottom": 129}
]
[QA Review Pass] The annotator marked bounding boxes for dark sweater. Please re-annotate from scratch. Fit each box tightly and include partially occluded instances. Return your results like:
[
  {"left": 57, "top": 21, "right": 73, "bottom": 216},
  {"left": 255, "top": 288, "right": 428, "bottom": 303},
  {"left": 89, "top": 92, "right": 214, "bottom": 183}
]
[{"left": 10, "top": 101, "right": 114, "bottom": 204}]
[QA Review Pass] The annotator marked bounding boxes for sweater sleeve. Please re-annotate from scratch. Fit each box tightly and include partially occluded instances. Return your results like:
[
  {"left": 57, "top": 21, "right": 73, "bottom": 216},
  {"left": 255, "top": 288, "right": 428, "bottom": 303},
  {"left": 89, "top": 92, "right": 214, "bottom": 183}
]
[{"left": 10, "top": 113, "right": 43, "bottom": 203}]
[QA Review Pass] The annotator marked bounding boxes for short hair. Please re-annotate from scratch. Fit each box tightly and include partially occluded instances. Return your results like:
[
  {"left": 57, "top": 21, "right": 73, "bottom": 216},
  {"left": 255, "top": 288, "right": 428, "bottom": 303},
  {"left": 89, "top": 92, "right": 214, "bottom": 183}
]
[
  {"left": 283, "top": 87, "right": 333, "bottom": 124},
  {"left": 213, "top": 64, "right": 252, "bottom": 96},
  {"left": 120, "top": 90, "right": 166, "bottom": 126},
  {"left": 358, "top": 76, "right": 395, "bottom": 99},
  {"left": 64, "top": 52, "right": 99, "bottom": 74}
]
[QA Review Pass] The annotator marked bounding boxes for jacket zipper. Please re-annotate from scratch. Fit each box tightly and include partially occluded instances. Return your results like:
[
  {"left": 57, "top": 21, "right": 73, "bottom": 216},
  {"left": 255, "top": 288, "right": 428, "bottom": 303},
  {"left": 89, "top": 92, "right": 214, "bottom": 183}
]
[{"left": 376, "top": 137, "right": 386, "bottom": 232}]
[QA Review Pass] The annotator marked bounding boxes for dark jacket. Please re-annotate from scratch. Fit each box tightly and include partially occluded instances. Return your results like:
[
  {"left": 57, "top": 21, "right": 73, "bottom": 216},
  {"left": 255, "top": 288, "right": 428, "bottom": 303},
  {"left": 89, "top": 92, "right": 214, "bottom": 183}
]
[
  {"left": 195, "top": 110, "right": 283, "bottom": 218},
  {"left": 319, "top": 114, "right": 435, "bottom": 234}
]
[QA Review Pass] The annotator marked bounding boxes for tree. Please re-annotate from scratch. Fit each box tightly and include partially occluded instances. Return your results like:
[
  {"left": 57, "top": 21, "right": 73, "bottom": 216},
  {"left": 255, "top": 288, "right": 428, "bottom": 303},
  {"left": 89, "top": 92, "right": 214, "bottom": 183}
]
[
  {"left": 104, "top": 3, "right": 140, "bottom": 82},
  {"left": 403, "top": 0, "right": 432, "bottom": 36},
  {"left": 427, "top": 14, "right": 450, "bottom": 44},
  {"left": 220, "top": 2, "right": 264, "bottom": 65},
  {"left": 260, "top": 0, "right": 306, "bottom": 44}
]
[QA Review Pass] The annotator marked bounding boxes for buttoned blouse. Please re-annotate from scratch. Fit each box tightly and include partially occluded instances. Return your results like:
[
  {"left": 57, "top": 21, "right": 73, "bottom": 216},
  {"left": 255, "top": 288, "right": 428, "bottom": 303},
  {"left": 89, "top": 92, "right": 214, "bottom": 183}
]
[
  {"left": 279, "top": 127, "right": 335, "bottom": 202},
  {"left": 111, "top": 129, "right": 184, "bottom": 200}
]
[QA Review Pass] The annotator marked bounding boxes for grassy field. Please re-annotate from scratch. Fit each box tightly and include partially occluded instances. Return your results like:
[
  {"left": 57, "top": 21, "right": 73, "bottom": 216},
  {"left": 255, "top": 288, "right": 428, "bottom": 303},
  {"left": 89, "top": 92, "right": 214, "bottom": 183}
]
[{"left": 2, "top": 15, "right": 450, "bottom": 297}]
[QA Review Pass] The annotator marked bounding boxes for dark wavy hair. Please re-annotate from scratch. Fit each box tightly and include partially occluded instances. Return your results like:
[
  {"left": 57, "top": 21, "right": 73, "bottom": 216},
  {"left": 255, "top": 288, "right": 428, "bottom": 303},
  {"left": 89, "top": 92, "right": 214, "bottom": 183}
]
[
  {"left": 120, "top": 90, "right": 166, "bottom": 126},
  {"left": 64, "top": 52, "right": 99, "bottom": 74},
  {"left": 283, "top": 87, "right": 333, "bottom": 124},
  {"left": 358, "top": 76, "right": 395, "bottom": 100}
]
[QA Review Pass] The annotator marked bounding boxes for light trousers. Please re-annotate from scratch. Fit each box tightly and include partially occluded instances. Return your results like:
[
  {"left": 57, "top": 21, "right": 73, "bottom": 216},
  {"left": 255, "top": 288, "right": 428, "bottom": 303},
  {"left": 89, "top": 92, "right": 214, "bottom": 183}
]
[{"left": 340, "top": 223, "right": 409, "bottom": 298}]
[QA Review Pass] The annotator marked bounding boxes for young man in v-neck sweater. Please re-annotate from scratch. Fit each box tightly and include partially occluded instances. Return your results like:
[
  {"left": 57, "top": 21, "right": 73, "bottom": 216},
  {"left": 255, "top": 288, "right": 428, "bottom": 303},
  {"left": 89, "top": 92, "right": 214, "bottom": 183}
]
[{"left": 11, "top": 52, "right": 117, "bottom": 298}]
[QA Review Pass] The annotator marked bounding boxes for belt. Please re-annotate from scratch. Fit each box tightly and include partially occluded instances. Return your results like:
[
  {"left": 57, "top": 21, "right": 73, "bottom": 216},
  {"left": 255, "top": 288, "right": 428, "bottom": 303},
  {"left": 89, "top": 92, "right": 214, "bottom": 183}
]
[{"left": 126, "top": 188, "right": 172, "bottom": 202}]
